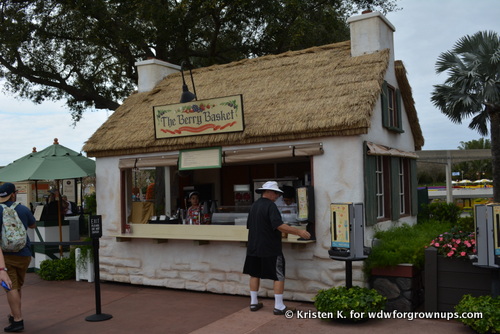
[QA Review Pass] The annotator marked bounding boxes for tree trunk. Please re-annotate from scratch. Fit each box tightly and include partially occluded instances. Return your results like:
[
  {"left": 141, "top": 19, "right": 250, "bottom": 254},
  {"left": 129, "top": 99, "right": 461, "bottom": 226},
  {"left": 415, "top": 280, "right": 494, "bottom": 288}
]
[{"left": 491, "top": 110, "right": 500, "bottom": 202}]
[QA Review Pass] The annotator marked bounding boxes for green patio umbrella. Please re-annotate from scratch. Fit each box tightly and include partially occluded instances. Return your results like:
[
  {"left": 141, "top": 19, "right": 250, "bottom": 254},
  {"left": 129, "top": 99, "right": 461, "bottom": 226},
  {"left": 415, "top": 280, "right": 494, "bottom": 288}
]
[
  {"left": 0, "top": 139, "right": 95, "bottom": 256},
  {"left": 0, "top": 139, "right": 95, "bottom": 182}
]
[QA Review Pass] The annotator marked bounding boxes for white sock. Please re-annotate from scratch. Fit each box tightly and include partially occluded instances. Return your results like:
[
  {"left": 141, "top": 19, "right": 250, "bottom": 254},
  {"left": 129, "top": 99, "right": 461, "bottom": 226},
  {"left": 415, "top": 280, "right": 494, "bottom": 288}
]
[
  {"left": 250, "top": 290, "right": 259, "bottom": 305},
  {"left": 274, "top": 294, "right": 285, "bottom": 310}
]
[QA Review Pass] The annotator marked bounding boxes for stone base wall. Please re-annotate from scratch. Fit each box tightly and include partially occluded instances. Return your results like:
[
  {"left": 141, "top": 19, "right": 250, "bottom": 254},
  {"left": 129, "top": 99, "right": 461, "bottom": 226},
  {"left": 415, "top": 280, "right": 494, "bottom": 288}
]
[
  {"left": 370, "top": 272, "right": 424, "bottom": 311},
  {"left": 97, "top": 237, "right": 367, "bottom": 302}
]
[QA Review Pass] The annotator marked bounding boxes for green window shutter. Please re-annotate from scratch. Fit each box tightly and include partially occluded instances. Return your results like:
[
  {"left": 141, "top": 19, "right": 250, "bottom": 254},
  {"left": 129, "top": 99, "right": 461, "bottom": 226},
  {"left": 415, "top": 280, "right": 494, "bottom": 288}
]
[
  {"left": 390, "top": 157, "right": 400, "bottom": 220},
  {"left": 410, "top": 159, "right": 418, "bottom": 216},
  {"left": 381, "top": 81, "right": 389, "bottom": 128},
  {"left": 364, "top": 147, "right": 377, "bottom": 226},
  {"left": 396, "top": 88, "right": 403, "bottom": 132}
]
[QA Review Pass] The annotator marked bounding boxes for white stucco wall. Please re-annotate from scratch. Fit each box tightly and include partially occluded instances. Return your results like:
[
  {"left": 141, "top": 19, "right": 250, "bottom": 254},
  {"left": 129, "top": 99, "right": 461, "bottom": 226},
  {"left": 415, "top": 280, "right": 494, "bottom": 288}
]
[{"left": 93, "top": 138, "right": 373, "bottom": 302}]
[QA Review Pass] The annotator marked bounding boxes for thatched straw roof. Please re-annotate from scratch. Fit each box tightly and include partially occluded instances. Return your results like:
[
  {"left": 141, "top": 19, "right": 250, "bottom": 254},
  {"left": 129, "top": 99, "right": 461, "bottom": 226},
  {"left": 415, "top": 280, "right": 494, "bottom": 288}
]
[{"left": 84, "top": 41, "right": 423, "bottom": 158}]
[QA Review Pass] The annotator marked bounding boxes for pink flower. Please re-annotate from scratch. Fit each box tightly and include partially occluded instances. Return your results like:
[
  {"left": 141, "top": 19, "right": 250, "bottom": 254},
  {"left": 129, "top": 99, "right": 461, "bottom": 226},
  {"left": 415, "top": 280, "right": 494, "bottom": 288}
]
[
  {"left": 447, "top": 251, "right": 454, "bottom": 257},
  {"left": 460, "top": 252, "right": 466, "bottom": 256},
  {"left": 434, "top": 243, "right": 440, "bottom": 247},
  {"left": 455, "top": 239, "right": 461, "bottom": 244}
]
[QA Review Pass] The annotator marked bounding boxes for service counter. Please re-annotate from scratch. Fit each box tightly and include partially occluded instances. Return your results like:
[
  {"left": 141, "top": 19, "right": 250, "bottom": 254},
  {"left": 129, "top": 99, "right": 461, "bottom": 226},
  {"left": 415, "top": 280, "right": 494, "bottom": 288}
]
[{"left": 113, "top": 223, "right": 314, "bottom": 245}]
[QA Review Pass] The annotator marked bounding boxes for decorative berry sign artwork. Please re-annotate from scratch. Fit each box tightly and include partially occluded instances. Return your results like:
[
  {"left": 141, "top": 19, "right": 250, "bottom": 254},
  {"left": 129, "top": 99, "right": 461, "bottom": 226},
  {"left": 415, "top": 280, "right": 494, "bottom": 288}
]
[{"left": 153, "top": 94, "right": 244, "bottom": 139}]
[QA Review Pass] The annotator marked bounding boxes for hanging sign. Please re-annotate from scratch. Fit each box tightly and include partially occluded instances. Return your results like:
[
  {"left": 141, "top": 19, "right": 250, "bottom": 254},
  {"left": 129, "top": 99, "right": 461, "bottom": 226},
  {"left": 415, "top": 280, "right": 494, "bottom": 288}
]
[
  {"left": 153, "top": 94, "right": 244, "bottom": 139},
  {"left": 179, "top": 147, "right": 222, "bottom": 170}
]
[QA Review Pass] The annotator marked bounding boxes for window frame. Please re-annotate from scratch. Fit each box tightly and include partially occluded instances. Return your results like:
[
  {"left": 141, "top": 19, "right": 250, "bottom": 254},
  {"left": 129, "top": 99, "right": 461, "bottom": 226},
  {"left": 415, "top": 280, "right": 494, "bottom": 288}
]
[
  {"left": 381, "top": 81, "right": 404, "bottom": 133},
  {"left": 364, "top": 144, "right": 417, "bottom": 226}
]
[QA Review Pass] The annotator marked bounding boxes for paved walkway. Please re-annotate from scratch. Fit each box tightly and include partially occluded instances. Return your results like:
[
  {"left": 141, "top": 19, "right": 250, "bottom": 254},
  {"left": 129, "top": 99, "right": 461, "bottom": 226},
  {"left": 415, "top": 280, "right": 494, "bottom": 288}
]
[{"left": 0, "top": 273, "right": 475, "bottom": 333}]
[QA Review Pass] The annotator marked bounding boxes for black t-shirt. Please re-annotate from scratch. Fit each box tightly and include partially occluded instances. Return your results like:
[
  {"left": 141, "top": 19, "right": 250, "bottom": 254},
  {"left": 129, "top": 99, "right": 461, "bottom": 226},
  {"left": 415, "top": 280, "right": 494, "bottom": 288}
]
[{"left": 246, "top": 197, "right": 283, "bottom": 257}]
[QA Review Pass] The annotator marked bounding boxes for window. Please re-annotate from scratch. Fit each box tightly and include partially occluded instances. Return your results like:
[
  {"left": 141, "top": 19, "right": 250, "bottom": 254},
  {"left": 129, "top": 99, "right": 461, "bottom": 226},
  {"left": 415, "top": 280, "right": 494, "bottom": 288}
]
[
  {"left": 381, "top": 81, "right": 403, "bottom": 133},
  {"left": 364, "top": 145, "right": 417, "bottom": 225},
  {"left": 399, "top": 158, "right": 405, "bottom": 214},
  {"left": 375, "top": 156, "right": 385, "bottom": 219}
]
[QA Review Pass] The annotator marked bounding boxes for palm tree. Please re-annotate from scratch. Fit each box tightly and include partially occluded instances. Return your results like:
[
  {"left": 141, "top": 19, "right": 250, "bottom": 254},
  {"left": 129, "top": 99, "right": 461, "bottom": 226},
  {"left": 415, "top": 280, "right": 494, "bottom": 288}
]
[{"left": 431, "top": 31, "right": 500, "bottom": 202}]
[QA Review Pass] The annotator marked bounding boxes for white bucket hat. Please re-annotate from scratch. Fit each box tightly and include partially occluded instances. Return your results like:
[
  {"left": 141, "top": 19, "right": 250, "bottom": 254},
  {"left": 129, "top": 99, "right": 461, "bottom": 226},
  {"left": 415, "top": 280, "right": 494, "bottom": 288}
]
[{"left": 256, "top": 181, "right": 283, "bottom": 194}]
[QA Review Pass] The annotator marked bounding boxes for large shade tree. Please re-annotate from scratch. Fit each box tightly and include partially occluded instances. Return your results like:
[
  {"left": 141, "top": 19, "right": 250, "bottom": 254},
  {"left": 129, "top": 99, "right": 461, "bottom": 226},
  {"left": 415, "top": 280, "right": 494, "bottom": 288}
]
[
  {"left": 0, "top": 0, "right": 397, "bottom": 122},
  {"left": 431, "top": 31, "right": 500, "bottom": 201}
]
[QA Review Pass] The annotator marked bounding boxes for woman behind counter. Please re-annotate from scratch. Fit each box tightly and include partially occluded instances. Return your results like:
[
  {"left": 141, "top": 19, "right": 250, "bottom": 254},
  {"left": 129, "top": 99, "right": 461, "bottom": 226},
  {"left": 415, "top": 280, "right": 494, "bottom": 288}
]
[{"left": 187, "top": 191, "right": 201, "bottom": 225}]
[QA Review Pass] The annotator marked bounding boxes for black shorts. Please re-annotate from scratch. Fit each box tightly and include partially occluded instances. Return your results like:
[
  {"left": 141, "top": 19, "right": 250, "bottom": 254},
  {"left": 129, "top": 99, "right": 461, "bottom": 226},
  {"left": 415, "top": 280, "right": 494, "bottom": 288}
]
[{"left": 243, "top": 254, "right": 285, "bottom": 281}]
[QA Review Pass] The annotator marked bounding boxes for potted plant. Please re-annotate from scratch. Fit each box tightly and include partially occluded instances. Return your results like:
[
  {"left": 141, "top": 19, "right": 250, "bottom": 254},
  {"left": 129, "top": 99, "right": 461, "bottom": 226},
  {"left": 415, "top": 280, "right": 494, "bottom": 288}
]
[
  {"left": 454, "top": 294, "right": 500, "bottom": 334},
  {"left": 74, "top": 238, "right": 94, "bottom": 282},
  {"left": 313, "top": 286, "right": 386, "bottom": 322}
]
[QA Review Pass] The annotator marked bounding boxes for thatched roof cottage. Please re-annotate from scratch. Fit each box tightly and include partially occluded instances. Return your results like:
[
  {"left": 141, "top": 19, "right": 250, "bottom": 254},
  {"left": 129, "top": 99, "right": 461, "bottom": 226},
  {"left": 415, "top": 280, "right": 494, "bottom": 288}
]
[{"left": 83, "top": 11, "right": 424, "bottom": 300}]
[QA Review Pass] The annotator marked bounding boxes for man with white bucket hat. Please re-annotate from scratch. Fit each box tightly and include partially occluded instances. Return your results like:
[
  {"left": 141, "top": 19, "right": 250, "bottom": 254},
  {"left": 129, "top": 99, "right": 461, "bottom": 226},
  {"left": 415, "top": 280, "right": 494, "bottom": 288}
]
[{"left": 243, "top": 181, "right": 311, "bottom": 315}]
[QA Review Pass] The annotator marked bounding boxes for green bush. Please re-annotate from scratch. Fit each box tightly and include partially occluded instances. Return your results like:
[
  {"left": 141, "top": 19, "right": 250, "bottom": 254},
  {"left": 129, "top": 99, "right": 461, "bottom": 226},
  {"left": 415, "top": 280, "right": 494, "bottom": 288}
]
[
  {"left": 454, "top": 215, "right": 474, "bottom": 233},
  {"left": 314, "top": 286, "right": 386, "bottom": 321},
  {"left": 38, "top": 257, "right": 75, "bottom": 281},
  {"left": 455, "top": 294, "right": 500, "bottom": 334},
  {"left": 418, "top": 201, "right": 461, "bottom": 224},
  {"left": 84, "top": 192, "right": 97, "bottom": 215},
  {"left": 363, "top": 221, "right": 452, "bottom": 275}
]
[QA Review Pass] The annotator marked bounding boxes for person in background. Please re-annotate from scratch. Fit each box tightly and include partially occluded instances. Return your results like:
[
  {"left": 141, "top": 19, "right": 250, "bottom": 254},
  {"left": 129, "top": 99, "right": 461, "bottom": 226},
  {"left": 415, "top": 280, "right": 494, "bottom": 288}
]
[
  {"left": 0, "top": 183, "right": 36, "bottom": 332},
  {"left": 275, "top": 185, "right": 297, "bottom": 214},
  {"left": 186, "top": 191, "right": 201, "bottom": 225},
  {"left": 61, "top": 195, "right": 78, "bottom": 216},
  {"left": 243, "top": 181, "right": 310, "bottom": 315},
  {"left": 41, "top": 190, "right": 64, "bottom": 221}
]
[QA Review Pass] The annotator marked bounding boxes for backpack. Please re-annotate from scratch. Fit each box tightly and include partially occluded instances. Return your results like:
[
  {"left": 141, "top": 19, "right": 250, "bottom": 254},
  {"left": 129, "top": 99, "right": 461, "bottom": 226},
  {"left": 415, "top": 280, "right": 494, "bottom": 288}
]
[{"left": 0, "top": 202, "right": 27, "bottom": 252}]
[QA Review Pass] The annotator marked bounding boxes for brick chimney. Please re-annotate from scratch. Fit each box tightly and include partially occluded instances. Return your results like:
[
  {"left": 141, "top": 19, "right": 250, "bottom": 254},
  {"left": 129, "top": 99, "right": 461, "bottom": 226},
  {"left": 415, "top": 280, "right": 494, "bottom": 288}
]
[
  {"left": 135, "top": 58, "right": 180, "bottom": 93},
  {"left": 347, "top": 11, "right": 395, "bottom": 61}
]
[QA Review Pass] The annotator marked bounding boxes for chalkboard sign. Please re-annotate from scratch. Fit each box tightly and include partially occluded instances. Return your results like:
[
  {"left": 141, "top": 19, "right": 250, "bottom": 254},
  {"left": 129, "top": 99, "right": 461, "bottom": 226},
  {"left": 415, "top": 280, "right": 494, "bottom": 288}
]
[{"left": 90, "top": 215, "right": 102, "bottom": 238}]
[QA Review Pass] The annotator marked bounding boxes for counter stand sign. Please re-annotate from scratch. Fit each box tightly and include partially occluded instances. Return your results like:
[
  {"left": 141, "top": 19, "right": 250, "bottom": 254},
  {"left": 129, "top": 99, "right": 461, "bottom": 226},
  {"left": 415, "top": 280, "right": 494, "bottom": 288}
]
[{"left": 85, "top": 215, "right": 113, "bottom": 322}]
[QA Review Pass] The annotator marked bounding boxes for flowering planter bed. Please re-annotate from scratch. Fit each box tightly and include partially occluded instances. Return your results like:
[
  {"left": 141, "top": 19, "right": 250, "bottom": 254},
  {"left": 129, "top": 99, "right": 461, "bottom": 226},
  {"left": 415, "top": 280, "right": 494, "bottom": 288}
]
[{"left": 424, "top": 247, "right": 492, "bottom": 312}]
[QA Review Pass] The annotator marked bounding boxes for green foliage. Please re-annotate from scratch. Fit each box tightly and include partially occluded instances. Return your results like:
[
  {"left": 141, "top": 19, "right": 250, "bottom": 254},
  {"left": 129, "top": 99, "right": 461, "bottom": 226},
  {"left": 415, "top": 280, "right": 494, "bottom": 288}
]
[
  {"left": 84, "top": 192, "right": 97, "bottom": 215},
  {"left": 38, "top": 257, "right": 75, "bottom": 281},
  {"left": 0, "top": 0, "right": 399, "bottom": 120},
  {"left": 417, "top": 201, "right": 461, "bottom": 225},
  {"left": 363, "top": 221, "right": 452, "bottom": 275},
  {"left": 314, "top": 286, "right": 386, "bottom": 321},
  {"left": 455, "top": 294, "right": 500, "bottom": 334},
  {"left": 72, "top": 238, "right": 94, "bottom": 271},
  {"left": 453, "top": 138, "right": 492, "bottom": 180},
  {"left": 431, "top": 30, "right": 500, "bottom": 202},
  {"left": 454, "top": 215, "right": 474, "bottom": 233}
]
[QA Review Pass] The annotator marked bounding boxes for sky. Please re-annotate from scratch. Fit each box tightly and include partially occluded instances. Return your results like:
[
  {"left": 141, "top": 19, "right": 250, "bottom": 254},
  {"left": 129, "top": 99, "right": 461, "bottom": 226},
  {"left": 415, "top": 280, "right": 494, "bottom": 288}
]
[{"left": 0, "top": 0, "right": 499, "bottom": 166}]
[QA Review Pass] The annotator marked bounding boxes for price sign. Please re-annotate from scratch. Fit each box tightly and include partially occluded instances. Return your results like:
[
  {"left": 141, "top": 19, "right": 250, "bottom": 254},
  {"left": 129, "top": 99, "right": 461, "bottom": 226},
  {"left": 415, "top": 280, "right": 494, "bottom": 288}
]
[{"left": 90, "top": 215, "right": 103, "bottom": 239}]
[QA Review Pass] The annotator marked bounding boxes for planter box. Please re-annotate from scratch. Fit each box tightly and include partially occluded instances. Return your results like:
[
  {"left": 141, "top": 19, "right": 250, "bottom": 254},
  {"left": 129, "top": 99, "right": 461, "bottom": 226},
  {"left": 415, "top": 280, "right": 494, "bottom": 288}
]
[
  {"left": 75, "top": 248, "right": 94, "bottom": 283},
  {"left": 370, "top": 264, "right": 423, "bottom": 312},
  {"left": 425, "top": 247, "right": 492, "bottom": 312}
]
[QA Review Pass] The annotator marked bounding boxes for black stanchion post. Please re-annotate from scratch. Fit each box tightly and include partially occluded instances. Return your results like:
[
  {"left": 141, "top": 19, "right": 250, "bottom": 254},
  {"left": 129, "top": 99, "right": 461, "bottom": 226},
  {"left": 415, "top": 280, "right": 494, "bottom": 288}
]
[
  {"left": 85, "top": 215, "right": 112, "bottom": 322},
  {"left": 345, "top": 260, "right": 353, "bottom": 289}
]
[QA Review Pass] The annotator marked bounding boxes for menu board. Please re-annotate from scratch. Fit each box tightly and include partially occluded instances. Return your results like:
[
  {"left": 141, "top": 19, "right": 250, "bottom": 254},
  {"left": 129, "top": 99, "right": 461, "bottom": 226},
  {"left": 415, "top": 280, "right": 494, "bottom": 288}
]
[
  {"left": 296, "top": 187, "right": 308, "bottom": 220},
  {"left": 179, "top": 147, "right": 222, "bottom": 170}
]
